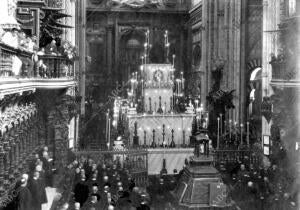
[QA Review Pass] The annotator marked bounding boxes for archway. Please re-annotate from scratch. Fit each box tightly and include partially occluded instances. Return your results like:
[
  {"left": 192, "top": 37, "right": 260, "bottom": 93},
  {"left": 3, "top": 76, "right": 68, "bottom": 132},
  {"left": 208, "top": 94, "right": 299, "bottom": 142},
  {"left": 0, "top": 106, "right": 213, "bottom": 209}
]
[{"left": 119, "top": 30, "right": 145, "bottom": 83}]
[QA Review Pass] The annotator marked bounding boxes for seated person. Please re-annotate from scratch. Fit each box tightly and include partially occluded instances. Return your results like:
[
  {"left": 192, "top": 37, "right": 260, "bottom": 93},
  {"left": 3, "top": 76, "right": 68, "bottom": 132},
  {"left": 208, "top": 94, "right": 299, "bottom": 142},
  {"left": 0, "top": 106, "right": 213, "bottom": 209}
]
[{"left": 45, "top": 39, "right": 58, "bottom": 55}]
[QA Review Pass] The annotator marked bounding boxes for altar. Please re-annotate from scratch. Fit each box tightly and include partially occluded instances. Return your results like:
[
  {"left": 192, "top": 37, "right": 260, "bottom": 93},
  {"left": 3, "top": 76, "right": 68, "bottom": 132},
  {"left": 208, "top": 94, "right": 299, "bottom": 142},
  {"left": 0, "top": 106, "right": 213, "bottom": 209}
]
[{"left": 128, "top": 113, "right": 194, "bottom": 146}]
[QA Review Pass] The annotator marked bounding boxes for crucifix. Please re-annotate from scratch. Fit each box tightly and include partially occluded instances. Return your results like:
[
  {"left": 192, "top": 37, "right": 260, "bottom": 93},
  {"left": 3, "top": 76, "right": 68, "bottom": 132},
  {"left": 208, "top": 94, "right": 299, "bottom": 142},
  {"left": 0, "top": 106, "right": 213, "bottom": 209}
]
[
  {"left": 170, "top": 129, "right": 176, "bottom": 148},
  {"left": 157, "top": 96, "right": 163, "bottom": 114},
  {"left": 151, "top": 129, "right": 156, "bottom": 148}
]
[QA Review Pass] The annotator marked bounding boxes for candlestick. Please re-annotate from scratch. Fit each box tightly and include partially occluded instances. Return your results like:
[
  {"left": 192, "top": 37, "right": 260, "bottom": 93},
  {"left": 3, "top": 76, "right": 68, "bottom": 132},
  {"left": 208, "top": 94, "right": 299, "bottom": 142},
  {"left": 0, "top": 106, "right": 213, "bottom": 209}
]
[{"left": 217, "top": 117, "right": 220, "bottom": 149}]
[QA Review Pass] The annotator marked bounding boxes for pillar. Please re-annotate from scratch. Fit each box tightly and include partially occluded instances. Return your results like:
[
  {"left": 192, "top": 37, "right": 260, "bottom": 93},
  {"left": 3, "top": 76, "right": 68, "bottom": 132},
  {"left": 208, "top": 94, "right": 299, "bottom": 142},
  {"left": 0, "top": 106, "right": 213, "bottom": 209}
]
[
  {"left": 201, "top": 0, "right": 208, "bottom": 106},
  {"left": 261, "top": 0, "right": 280, "bottom": 142},
  {"left": 106, "top": 25, "right": 113, "bottom": 77},
  {"left": 78, "top": 0, "right": 86, "bottom": 115},
  {"left": 240, "top": 0, "right": 247, "bottom": 123}
]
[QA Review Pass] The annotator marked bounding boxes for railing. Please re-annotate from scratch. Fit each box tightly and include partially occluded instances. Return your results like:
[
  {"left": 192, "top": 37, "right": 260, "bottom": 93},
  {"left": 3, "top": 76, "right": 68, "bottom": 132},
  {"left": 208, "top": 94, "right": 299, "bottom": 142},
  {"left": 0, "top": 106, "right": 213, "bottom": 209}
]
[
  {"left": 0, "top": 42, "right": 74, "bottom": 79},
  {"left": 38, "top": 55, "right": 74, "bottom": 78},
  {"left": 75, "top": 148, "right": 148, "bottom": 187},
  {"left": 0, "top": 42, "right": 33, "bottom": 77},
  {"left": 212, "top": 150, "right": 261, "bottom": 168},
  {"left": 269, "top": 59, "right": 296, "bottom": 81}
]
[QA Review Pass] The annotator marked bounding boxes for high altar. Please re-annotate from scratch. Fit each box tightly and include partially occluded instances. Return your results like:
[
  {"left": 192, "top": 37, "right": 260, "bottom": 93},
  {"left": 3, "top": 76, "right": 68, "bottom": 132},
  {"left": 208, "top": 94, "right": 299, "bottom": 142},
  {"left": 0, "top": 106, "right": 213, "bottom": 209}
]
[
  {"left": 110, "top": 30, "right": 209, "bottom": 175},
  {"left": 126, "top": 63, "right": 194, "bottom": 146}
]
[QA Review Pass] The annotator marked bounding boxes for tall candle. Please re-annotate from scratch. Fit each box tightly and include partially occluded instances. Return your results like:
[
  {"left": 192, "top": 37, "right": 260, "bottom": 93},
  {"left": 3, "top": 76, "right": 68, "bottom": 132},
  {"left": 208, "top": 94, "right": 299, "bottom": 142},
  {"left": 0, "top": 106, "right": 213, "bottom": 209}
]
[
  {"left": 172, "top": 54, "right": 175, "bottom": 67},
  {"left": 108, "top": 118, "right": 111, "bottom": 149},
  {"left": 240, "top": 123, "right": 243, "bottom": 145},
  {"left": 105, "top": 112, "right": 108, "bottom": 142},
  {"left": 229, "top": 119, "right": 232, "bottom": 140},
  {"left": 220, "top": 114, "right": 223, "bottom": 137},
  {"left": 217, "top": 117, "right": 220, "bottom": 149},
  {"left": 234, "top": 121, "right": 237, "bottom": 143},
  {"left": 247, "top": 122, "right": 250, "bottom": 146}
]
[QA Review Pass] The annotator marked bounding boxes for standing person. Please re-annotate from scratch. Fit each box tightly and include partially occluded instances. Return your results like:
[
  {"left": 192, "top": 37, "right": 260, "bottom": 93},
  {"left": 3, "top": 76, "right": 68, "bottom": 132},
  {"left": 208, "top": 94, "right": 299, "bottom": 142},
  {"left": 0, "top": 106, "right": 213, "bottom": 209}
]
[
  {"left": 82, "top": 193, "right": 101, "bottom": 210},
  {"left": 16, "top": 174, "right": 32, "bottom": 210},
  {"left": 28, "top": 171, "right": 43, "bottom": 210},
  {"left": 74, "top": 175, "right": 90, "bottom": 207}
]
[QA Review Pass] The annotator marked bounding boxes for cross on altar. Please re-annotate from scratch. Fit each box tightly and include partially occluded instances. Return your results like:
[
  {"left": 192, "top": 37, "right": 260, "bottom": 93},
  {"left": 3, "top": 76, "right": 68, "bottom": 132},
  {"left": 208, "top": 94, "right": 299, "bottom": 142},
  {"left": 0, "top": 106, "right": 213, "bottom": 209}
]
[
  {"left": 151, "top": 129, "right": 156, "bottom": 148},
  {"left": 170, "top": 129, "right": 176, "bottom": 147}
]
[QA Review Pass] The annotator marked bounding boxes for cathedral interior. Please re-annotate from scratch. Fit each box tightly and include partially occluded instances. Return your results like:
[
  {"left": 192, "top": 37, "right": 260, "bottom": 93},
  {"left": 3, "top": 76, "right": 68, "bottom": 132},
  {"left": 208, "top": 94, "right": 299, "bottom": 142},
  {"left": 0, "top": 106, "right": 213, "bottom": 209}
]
[{"left": 0, "top": 0, "right": 299, "bottom": 210}]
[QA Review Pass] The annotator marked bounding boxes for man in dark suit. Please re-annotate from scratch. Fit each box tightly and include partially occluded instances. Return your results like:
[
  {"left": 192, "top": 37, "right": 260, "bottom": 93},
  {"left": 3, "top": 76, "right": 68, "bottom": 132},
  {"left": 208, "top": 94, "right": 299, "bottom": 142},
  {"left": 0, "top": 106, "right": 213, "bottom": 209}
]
[
  {"left": 16, "top": 174, "right": 32, "bottom": 210},
  {"left": 28, "top": 171, "right": 43, "bottom": 210},
  {"left": 82, "top": 193, "right": 101, "bottom": 210},
  {"left": 74, "top": 175, "right": 90, "bottom": 207}
]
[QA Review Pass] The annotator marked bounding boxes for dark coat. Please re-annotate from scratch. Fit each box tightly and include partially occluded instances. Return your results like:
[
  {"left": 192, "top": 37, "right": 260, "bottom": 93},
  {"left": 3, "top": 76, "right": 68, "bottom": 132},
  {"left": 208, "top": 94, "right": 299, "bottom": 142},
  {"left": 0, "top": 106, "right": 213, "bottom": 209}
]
[
  {"left": 74, "top": 180, "right": 90, "bottom": 207},
  {"left": 16, "top": 185, "right": 32, "bottom": 210},
  {"left": 28, "top": 178, "right": 42, "bottom": 210}
]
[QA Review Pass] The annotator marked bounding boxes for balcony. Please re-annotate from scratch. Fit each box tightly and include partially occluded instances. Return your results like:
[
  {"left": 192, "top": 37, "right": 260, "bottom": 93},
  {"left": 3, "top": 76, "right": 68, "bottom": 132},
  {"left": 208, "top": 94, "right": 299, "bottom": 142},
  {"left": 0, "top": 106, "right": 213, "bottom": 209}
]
[
  {"left": 0, "top": 42, "right": 76, "bottom": 97},
  {"left": 87, "top": 0, "right": 191, "bottom": 13},
  {"left": 270, "top": 56, "right": 300, "bottom": 87}
]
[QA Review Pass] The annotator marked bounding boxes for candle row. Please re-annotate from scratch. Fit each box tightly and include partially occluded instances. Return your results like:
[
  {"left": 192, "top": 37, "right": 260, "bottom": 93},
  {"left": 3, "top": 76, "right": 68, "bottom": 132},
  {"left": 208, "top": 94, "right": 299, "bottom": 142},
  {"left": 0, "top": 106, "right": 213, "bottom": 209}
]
[{"left": 217, "top": 116, "right": 251, "bottom": 149}]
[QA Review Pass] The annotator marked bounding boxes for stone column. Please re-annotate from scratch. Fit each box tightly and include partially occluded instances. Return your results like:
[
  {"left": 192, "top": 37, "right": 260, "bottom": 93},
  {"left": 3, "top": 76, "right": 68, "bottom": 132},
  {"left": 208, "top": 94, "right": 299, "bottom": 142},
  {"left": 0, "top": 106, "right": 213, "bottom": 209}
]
[
  {"left": 179, "top": 25, "right": 185, "bottom": 71},
  {"left": 106, "top": 24, "right": 114, "bottom": 77},
  {"left": 201, "top": 0, "right": 208, "bottom": 106},
  {"left": 239, "top": 0, "right": 247, "bottom": 123},
  {"left": 261, "top": 0, "right": 281, "bottom": 142},
  {"left": 114, "top": 15, "right": 119, "bottom": 77}
]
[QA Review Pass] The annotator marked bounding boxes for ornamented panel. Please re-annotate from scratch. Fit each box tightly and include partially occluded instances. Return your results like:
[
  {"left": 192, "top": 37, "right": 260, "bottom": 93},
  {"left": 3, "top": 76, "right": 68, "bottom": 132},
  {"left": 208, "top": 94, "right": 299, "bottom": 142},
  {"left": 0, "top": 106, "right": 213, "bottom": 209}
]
[{"left": 246, "top": 2, "right": 263, "bottom": 62}]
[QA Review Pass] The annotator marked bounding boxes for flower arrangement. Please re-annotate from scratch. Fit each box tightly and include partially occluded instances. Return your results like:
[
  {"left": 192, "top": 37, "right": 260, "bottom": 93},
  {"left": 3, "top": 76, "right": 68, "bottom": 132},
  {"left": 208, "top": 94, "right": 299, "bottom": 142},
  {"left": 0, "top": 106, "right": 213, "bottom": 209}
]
[{"left": 60, "top": 40, "right": 78, "bottom": 62}]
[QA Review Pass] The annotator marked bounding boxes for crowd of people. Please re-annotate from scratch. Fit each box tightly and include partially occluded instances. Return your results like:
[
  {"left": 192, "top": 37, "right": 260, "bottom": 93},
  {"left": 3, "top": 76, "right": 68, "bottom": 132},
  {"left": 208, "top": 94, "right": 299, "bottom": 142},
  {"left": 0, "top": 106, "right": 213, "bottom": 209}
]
[
  {"left": 220, "top": 160, "right": 299, "bottom": 210},
  {"left": 60, "top": 156, "right": 151, "bottom": 210},
  {"left": 3, "top": 146, "right": 53, "bottom": 210}
]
